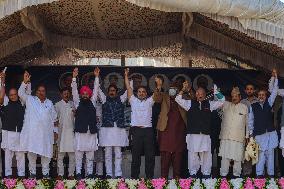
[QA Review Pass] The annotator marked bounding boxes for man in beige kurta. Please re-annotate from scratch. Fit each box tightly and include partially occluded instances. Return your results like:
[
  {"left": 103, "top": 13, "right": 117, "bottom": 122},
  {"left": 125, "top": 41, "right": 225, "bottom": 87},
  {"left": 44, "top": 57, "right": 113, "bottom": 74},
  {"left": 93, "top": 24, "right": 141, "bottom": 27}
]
[{"left": 219, "top": 87, "right": 249, "bottom": 177}]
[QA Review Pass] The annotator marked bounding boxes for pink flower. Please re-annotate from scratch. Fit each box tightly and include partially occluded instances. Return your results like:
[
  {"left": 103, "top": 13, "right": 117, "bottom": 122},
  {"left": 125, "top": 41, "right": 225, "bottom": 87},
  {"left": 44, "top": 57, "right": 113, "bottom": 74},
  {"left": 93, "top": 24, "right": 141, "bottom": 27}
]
[
  {"left": 151, "top": 178, "right": 166, "bottom": 189},
  {"left": 179, "top": 179, "right": 192, "bottom": 189},
  {"left": 76, "top": 180, "right": 86, "bottom": 189},
  {"left": 137, "top": 180, "right": 148, "bottom": 189},
  {"left": 117, "top": 180, "right": 129, "bottom": 189},
  {"left": 279, "top": 178, "right": 284, "bottom": 189},
  {"left": 244, "top": 178, "right": 254, "bottom": 189},
  {"left": 254, "top": 178, "right": 266, "bottom": 189},
  {"left": 54, "top": 180, "right": 65, "bottom": 189},
  {"left": 3, "top": 178, "right": 17, "bottom": 189},
  {"left": 22, "top": 179, "right": 37, "bottom": 189},
  {"left": 220, "top": 179, "right": 230, "bottom": 189}
]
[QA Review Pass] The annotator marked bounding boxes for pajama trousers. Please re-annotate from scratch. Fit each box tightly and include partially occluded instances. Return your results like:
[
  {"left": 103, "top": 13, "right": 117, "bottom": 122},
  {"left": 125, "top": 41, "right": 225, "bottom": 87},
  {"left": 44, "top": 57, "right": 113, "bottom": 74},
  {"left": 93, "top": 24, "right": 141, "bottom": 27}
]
[
  {"left": 57, "top": 152, "right": 75, "bottom": 177},
  {"left": 220, "top": 158, "right": 242, "bottom": 177},
  {"left": 28, "top": 152, "right": 50, "bottom": 176},
  {"left": 188, "top": 151, "right": 212, "bottom": 176},
  {"left": 160, "top": 151, "right": 183, "bottom": 178},
  {"left": 256, "top": 149, "right": 275, "bottom": 176},
  {"left": 4, "top": 149, "right": 25, "bottom": 176},
  {"left": 94, "top": 147, "right": 104, "bottom": 176},
  {"left": 75, "top": 151, "right": 94, "bottom": 175},
  {"left": 105, "top": 146, "right": 122, "bottom": 177}
]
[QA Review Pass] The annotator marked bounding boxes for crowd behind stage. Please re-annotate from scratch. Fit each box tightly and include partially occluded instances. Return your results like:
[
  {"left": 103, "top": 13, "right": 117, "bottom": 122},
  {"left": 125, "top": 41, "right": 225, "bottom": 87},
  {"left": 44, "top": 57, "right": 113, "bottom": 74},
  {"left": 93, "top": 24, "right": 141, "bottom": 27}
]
[{"left": 0, "top": 67, "right": 284, "bottom": 180}]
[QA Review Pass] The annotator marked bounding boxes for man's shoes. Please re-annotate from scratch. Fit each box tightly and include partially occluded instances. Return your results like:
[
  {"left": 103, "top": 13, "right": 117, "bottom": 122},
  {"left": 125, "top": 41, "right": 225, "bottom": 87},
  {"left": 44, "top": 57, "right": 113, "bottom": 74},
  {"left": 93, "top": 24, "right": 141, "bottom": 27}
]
[
  {"left": 231, "top": 175, "right": 240, "bottom": 179},
  {"left": 42, "top": 174, "right": 50, "bottom": 179},
  {"left": 190, "top": 174, "right": 197, "bottom": 179},
  {"left": 96, "top": 175, "right": 104, "bottom": 179},
  {"left": 202, "top": 175, "right": 211, "bottom": 179},
  {"left": 105, "top": 175, "right": 112, "bottom": 179},
  {"left": 256, "top": 175, "right": 264, "bottom": 179},
  {"left": 18, "top": 176, "right": 25, "bottom": 179},
  {"left": 29, "top": 173, "right": 36, "bottom": 179},
  {"left": 57, "top": 175, "right": 63, "bottom": 180},
  {"left": 68, "top": 176, "right": 75, "bottom": 180},
  {"left": 76, "top": 174, "right": 83, "bottom": 180},
  {"left": 115, "top": 176, "right": 122, "bottom": 179},
  {"left": 86, "top": 174, "right": 94, "bottom": 179}
]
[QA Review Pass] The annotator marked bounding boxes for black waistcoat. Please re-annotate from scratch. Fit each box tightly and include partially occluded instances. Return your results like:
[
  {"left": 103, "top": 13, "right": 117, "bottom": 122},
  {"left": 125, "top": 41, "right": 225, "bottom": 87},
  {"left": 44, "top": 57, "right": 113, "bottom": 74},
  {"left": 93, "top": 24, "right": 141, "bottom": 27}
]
[
  {"left": 187, "top": 100, "right": 211, "bottom": 135},
  {"left": 251, "top": 100, "right": 274, "bottom": 136},
  {"left": 74, "top": 99, "right": 97, "bottom": 134},
  {"left": 0, "top": 100, "right": 25, "bottom": 132}
]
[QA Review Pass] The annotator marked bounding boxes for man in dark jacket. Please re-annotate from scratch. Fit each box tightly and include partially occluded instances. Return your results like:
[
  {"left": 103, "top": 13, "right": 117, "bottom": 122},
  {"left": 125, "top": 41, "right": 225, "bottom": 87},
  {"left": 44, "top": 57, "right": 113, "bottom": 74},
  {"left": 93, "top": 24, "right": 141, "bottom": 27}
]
[
  {"left": 96, "top": 68, "right": 129, "bottom": 179},
  {"left": 0, "top": 72, "right": 25, "bottom": 178},
  {"left": 71, "top": 67, "right": 99, "bottom": 179}
]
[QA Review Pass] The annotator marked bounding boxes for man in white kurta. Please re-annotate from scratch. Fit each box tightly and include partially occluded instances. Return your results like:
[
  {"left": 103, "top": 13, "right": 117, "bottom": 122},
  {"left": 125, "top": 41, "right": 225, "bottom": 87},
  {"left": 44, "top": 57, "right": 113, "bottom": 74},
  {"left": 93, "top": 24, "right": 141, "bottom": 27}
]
[
  {"left": 97, "top": 68, "right": 129, "bottom": 179},
  {"left": 19, "top": 71, "right": 57, "bottom": 178},
  {"left": 175, "top": 82, "right": 225, "bottom": 178},
  {"left": 71, "top": 68, "right": 99, "bottom": 179},
  {"left": 218, "top": 87, "right": 249, "bottom": 177},
  {"left": 55, "top": 88, "right": 75, "bottom": 179}
]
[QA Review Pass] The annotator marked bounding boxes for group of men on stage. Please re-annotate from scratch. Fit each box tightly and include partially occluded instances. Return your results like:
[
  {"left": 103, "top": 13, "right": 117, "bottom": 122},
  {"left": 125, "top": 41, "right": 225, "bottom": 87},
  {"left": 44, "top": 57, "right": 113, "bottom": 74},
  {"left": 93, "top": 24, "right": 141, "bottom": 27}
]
[{"left": 0, "top": 67, "right": 284, "bottom": 179}]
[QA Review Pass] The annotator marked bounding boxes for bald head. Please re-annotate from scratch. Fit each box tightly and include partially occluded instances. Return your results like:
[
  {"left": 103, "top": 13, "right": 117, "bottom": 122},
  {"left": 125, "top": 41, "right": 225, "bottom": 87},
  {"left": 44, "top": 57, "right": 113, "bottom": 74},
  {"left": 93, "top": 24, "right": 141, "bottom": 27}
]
[{"left": 195, "top": 87, "right": 206, "bottom": 101}]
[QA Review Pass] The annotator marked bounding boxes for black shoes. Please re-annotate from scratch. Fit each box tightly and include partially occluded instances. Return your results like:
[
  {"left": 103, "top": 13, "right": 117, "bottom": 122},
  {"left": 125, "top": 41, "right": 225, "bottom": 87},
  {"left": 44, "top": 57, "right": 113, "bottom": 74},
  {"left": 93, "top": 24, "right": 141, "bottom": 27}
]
[
  {"left": 29, "top": 173, "right": 36, "bottom": 179},
  {"left": 42, "top": 174, "right": 50, "bottom": 179},
  {"left": 105, "top": 175, "right": 112, "bottom": 179},
  {"left": 76, "top": 173, "right": 83, "bottom": 180}
]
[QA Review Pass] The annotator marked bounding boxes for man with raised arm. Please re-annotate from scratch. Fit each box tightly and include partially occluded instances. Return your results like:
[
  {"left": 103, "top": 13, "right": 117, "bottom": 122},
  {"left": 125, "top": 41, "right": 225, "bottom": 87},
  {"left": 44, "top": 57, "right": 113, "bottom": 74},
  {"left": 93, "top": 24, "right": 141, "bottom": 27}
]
[
  {"left": 248, "top": 70, "right": 279, "bottom": 178},
  {"left": 96, "top": 68, "right": 128, "bottom": 179},
  {"left": 19, "top": 71, "right": 57, "bottom": 178},
  {"left": 0, "top": 72, "right": 25, "bottom": 178},
  {"left": 71, "top": 67, "right": 99, "bottom": 179},
  {"left": 154, "top": 81, "right": 187, "bottom": 179},
  {"left": 54, "top": 87, "right": 75, "bottom": 179},
  {"left": 175, "top": 81, "right": 225, "bottom": 178},
  {"left": 125, "top": 68, "right": 161, "bottom": 179}
]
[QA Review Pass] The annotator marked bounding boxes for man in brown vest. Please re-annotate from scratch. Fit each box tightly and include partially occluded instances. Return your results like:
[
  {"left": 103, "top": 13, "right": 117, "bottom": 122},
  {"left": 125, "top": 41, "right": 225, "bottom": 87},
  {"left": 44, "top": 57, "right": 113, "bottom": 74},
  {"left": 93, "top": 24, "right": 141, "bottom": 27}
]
[{"left": 154, "top": 82, "right": 187, "bottom": 179}]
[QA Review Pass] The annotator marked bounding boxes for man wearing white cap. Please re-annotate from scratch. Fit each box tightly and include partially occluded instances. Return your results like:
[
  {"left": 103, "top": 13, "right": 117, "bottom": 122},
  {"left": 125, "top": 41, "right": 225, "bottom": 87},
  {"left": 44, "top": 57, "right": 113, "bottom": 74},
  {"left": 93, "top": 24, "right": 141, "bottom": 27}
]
[{"left": 218, "top": 87, "right": 249, "bottom": 178}]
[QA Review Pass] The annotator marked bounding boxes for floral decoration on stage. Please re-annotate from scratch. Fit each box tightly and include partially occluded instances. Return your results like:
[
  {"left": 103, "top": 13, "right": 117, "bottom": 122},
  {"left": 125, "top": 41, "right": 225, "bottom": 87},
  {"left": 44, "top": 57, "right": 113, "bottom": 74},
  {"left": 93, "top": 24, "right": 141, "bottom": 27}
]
[{"left": 1, "top": 177, "right": 284, "bottom": 189}]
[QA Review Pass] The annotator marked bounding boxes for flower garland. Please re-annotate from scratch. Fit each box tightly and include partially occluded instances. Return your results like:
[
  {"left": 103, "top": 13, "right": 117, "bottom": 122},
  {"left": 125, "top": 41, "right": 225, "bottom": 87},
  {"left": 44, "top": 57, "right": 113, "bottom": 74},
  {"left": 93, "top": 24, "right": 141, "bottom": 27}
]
[{"left": 1, "top": 178, "right": 284, "bottom": 189}]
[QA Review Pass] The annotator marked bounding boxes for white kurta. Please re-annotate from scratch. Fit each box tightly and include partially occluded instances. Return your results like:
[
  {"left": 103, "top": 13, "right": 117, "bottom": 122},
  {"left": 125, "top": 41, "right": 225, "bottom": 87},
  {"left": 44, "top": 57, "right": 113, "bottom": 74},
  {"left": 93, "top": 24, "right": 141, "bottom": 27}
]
[
  {"left": 74, "top": 131, "right": 98, "bottom": 151},
  {"left": 18, "top": 82, "right": 57, "bottom": 158},
  {"left": 55, "top": 100, "right": 75, "bottom": 153},
  {"left": 175, "top": 93, "right": 225, "bottom": 153},
  {"left": 186, "top": 134, "right": 211, "bottom": 152},
  {"left": 1, "top": 96, "right": 24, "bottom": 152},
  {"left": 219, "top": 140, "right": 244, "bottom": 161},
  {"left": 1, "top": 130, "right": 21, "bottom": 151},
  {"left": 98, "top": 89, "right": 129, "bottom": 147}
]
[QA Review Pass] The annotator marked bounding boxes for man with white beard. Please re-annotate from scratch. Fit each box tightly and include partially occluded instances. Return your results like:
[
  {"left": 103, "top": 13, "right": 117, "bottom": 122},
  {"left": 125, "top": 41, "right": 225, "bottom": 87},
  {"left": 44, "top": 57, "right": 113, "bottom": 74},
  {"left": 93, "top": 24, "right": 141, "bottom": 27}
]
[{"left": 19, "top": 71, "right": 57, "bottom": 178}]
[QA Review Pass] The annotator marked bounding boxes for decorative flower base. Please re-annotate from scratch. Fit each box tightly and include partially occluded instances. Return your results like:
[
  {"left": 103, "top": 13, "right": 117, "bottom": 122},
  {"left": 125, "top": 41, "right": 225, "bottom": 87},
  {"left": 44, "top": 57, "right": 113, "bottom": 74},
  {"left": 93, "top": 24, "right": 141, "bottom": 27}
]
[{"left": 1, "top": 178, "right": 284, "bottom": 189}]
